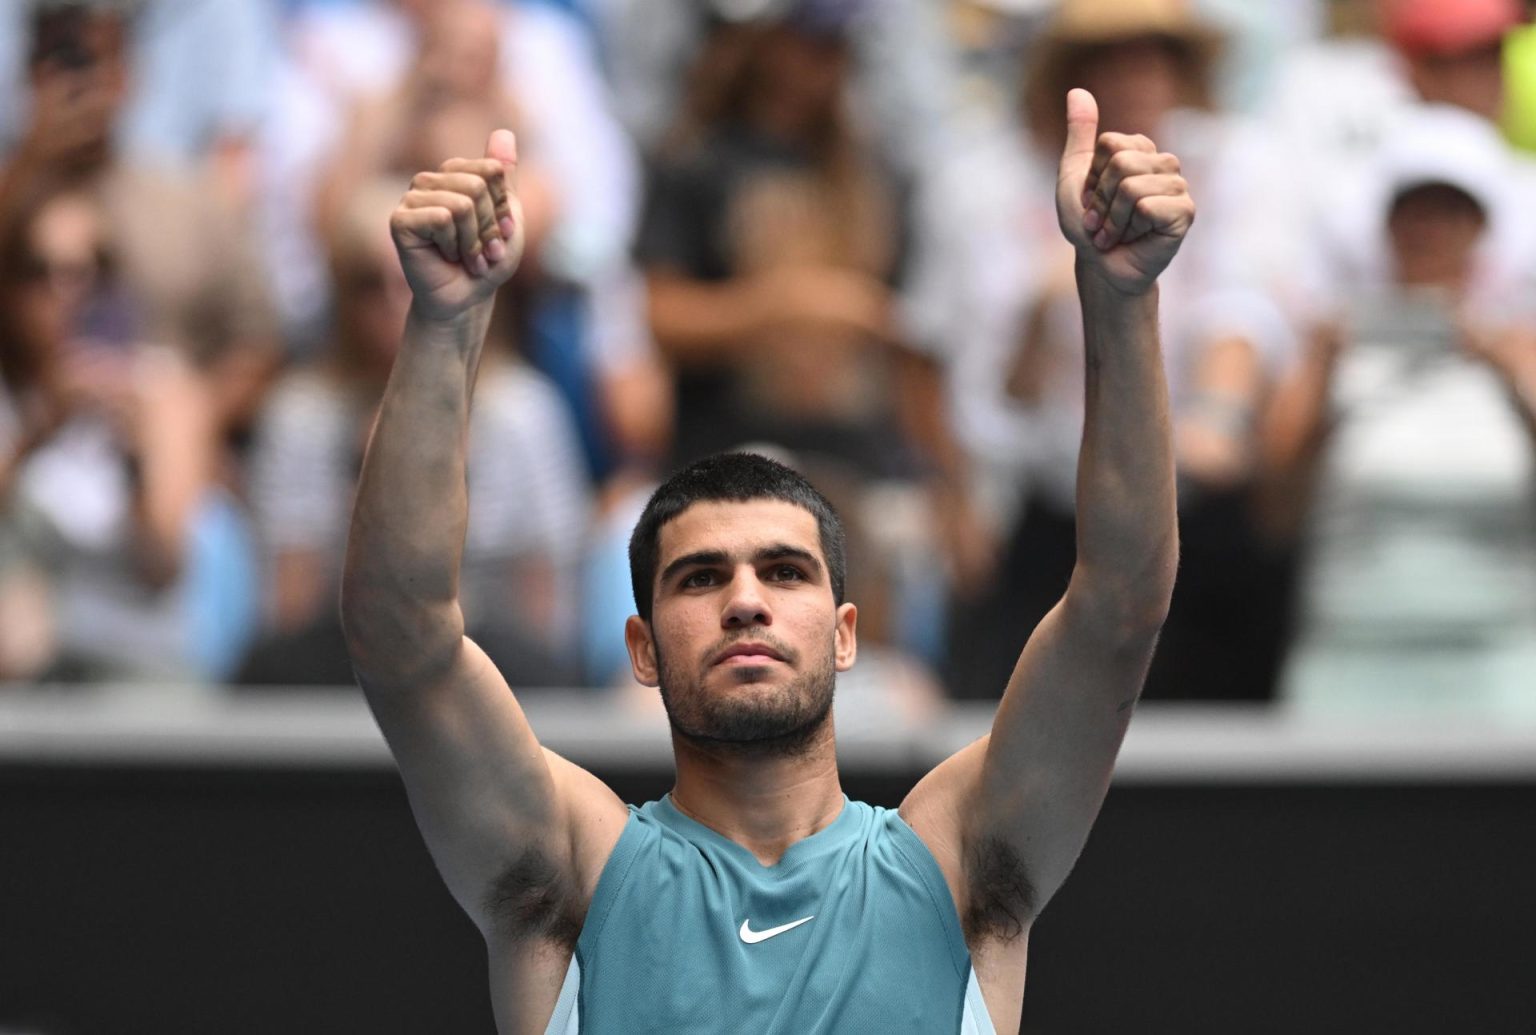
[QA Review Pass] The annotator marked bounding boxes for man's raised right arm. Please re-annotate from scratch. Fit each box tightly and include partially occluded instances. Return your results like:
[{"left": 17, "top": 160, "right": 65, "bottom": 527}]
[{"left": 339, "top": 131, "right": 626, "bottom": 942}]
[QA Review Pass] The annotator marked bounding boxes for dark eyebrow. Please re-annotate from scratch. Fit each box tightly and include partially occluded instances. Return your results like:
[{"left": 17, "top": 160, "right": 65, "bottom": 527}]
[
  {"left": 659, "top": 550, "right": 729, "bottom": 588},
  {"left": 755, "top": 544, "right": 822, "bottom": 576},
  {"left": 658, "top": 545, "right": 824, "bottom": 589}
]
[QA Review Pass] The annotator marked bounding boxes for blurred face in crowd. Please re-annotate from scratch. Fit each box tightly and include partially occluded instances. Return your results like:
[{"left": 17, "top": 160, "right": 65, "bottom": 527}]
[
  {"left": 629, "top": 500, "right": 857, "bottom": 755},
  {"left": 1072, "top": 36, "right": 1189, "bottom": 139},
  {"left": 1387, "top": 183, "right": 1488, "bottom": 289},
  {"left": 27, "top": 10, "right": 131, "bottom": 172},
  {"left": 336, "top": 226, "right": 412, "bottom": 379},
  {"left": 747, "top": 26, "right": 851, "bottom": 141},
  {"left": 413, "top": 0, "right": 502, "bottom": 106},
  {"left": 1408, "top": 43, "right": 1506, "bottom": 122},
  {"left": 8, "top": 193, "right": 106, "bottom": 362}
]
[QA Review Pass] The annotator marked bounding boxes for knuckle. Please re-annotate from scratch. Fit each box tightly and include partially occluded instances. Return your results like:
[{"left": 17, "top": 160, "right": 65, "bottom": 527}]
[
  {"left": 410, "top": 171, "right": 433, "bottom": 190},
  {"left": 1159, "top": 152, "right": 1182, "bottom": 172}
]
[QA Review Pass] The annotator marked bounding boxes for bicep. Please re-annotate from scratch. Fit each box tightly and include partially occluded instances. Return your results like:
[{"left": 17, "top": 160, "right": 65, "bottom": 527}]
[
  {"left": 907, "top": 593, "right": 1155, "bottom": 926},
  {"left": 980, "top": 595, "right": 1154, "bottom": 905},
  {"left": 364, "top": 636, "right": 624, "bottom": 935}
]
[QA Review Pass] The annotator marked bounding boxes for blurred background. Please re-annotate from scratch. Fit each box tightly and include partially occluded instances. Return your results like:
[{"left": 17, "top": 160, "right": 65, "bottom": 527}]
[{"left": 2, "top": 0, "right": 1536, "bottom": 1031}]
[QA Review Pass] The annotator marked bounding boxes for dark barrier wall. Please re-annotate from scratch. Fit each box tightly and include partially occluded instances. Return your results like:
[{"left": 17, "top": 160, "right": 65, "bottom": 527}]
[{"left": 3, "top": 762, "right": 1535, "bottom": 1034}]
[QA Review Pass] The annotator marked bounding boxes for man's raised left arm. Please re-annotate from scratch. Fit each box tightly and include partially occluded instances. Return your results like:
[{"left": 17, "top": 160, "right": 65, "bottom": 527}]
[{"left": 902, "top": 88, "right": 1192, "bottom": 939}]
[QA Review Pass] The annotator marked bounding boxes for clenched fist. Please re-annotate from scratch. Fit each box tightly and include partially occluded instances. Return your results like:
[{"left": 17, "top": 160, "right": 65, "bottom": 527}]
[
  {"left": 390, "top": 129, "right": 525, "bottom": 321},
  {"left": 1056, "top": 89, "right": 1195, "bottom": 295}
]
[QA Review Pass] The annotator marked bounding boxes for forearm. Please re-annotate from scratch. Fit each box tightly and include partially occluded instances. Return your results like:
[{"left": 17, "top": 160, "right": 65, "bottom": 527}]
[
  {"left": 1491, "top": 329, "right": 1536, "bottom": 442},
  {"left": 341, "top": 303, "right": 493, "bottom": 682},
  {"left": 1069, "top": 264, "right": 1177, "bottom": 630},
  {"left": 132, "top": 353, "right": 217, "bottom": 587},
  {"left": 1261, "top": 329, "right": 1335, "bottom": 478},
  {"left": 645, "top": 272, "right": 758, "bottom": 364},
  {"left": 1255, "top": 329, "right": 1337, "bottom": 541}
]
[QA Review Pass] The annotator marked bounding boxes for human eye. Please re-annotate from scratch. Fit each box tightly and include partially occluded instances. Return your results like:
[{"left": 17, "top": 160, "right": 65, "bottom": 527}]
[
  {"left": 680, "top": 569, "right": 718, "bottom": 589},
  {"left": 769, "top": 563, "right": 806, "bottom": 582}
]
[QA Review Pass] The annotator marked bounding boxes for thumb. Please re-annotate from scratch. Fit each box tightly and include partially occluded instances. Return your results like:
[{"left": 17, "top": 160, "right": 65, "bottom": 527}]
[
  {"left": 485, "top": 128, "right": 518, "bottom": 168},
  {"left": 1060, "top": 88, "right": 1098, "bottom": 173}
]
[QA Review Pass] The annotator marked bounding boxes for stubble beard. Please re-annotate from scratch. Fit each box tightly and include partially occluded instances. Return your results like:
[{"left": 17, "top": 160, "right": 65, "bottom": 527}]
[{"left": 657, "top": 638, "right": 837, "bottom": 760}]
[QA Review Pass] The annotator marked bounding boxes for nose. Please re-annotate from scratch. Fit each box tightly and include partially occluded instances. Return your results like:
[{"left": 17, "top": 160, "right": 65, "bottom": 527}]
[{"left": 721, "top": 567, "right": 771, "bottom": 629}]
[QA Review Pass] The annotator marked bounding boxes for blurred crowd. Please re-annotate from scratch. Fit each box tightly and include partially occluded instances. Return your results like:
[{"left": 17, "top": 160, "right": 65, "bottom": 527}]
[{"left": 1, "top": 0, "right": 1534, "bottom": 721}]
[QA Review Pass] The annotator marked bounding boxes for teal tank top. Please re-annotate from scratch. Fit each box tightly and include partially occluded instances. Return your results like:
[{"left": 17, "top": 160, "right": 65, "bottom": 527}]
[{"left": 543, "top": 794, "right": 998, "bottom": 1034}]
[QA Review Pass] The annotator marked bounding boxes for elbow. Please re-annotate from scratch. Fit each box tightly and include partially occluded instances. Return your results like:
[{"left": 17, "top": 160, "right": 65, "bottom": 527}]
[
  {"left": 338, "top": 560, "right": 397, "bottom": 663},
  {"left": 337, "top": 570, "right": 382, "bottom": 676},
  {"left": 339, "top": 559, "right": 463, "bottom": 690},
  {"left": 1070, "top": 538, "right": 1178, "bottom": 646}
]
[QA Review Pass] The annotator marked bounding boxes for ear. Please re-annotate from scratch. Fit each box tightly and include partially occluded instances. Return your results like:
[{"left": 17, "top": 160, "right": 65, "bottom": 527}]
[
  {"left": 624, "top": 615, "right": 660, "bottom": 687},
  {"left": 833, "top": 601, "right": 858, "bottom": 672}
]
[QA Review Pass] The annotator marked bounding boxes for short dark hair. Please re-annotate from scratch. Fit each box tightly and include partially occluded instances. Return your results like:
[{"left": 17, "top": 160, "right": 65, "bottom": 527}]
[{"left": 628, "top": 452, "right": 847, "bottom": 622}]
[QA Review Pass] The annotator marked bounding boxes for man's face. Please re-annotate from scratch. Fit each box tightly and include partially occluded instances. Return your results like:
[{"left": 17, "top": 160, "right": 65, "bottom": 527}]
[{"left": 625, "top": 499, "right": 857, "bottom": 752}]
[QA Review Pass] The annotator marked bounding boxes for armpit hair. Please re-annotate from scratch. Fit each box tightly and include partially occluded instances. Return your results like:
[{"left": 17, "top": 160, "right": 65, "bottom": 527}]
[
  {"left": 481, "top": 847, "right": 583, "bottom": 949},
  {"left": 962, "top": 835, "right": 1036, "bottom": 945}
]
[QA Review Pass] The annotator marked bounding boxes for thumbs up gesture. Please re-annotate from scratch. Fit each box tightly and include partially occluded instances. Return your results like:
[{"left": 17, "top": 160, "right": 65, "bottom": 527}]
[
  {"left": 1056, "top": 89, "right": 1194, "bottom": 295},
  {"left": 389, "top": 129, "right": 525, "bottom": 321}
]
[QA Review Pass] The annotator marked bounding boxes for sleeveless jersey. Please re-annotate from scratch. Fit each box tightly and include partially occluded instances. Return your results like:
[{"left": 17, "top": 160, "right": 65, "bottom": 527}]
[{"left": 543, "top": 795, "right": 998, "bottom": 1034}]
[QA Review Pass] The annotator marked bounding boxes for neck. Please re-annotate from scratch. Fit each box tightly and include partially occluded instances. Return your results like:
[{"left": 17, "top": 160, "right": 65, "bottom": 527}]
[{"left": 668, "top": 718, "right": 844, "bottom": 866}]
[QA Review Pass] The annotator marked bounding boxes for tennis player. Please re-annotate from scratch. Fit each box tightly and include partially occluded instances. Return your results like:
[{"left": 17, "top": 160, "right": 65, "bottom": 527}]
[{"left": 342, "top": 88, "right": 1192, "bottom": 1034}]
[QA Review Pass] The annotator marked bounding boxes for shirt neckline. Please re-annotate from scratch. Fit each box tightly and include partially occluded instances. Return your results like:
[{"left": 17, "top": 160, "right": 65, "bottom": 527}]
[{"left": 655, "top": 792, "right": 856, "bottom": 874}]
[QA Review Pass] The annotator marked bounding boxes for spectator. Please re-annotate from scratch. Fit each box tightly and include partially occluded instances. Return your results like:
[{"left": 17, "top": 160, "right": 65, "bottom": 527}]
[
  {"left": 241, "top": 179, "right": 592, "bottom": 687},
  {"left": 312, "top": 0, "right": 560, "bottom": 264},
  {"left": 1264, "top": 0, "right": 1531, "bottom": 302},
  {"left": 278, "top": 0, "right": 638, "bottom": 308},
  {"left": 1263, "top": 105, "right": 1536, "bottom": 715},
  {"left": 636, "top": 0, "right": 972, "bottom": 670},
  {"left": 0, "top": 0, "right": 280, "bottom": 450},
  {"left": 0, "top": 0, "right": 280, "bottom": 211},
  {"left": 920, "top": 0, "right": 1299, "bottom": 700},
  {"left": 282, "top": 0, "right": 640, "bottom": 477},
  {"left": 639, "top": 1, "right": 910, "bottom": 471},
  {"left": 591, "top": 0, "right": 963, "bottom": 181},
  {"left": 0, "top": 182, "right": 255, "bottom": 681}
]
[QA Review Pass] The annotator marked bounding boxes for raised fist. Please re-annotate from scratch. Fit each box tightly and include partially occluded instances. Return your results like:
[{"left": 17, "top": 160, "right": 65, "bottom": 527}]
[
  {"left": 389, "top": 129, "right": 525, "bottom": 321},
  {"left": 1055, "top": 89, "right": 1194, "bottom": 295}
]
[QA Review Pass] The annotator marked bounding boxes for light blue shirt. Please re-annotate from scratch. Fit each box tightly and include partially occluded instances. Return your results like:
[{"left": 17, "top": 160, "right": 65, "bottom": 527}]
[{"left": 545, "top": 795, "right": 997, "bottom": 1034}]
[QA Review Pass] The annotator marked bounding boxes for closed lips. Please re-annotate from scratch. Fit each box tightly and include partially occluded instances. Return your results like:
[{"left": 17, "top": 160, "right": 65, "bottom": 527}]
[{"left": 714, "top": 643, "right": 786, "bottom": 665}]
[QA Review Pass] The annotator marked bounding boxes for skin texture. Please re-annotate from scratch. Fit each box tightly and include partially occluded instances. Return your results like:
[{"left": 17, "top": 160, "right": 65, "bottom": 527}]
[
  {"left": 636, "top": 500, "right": 849, "bottom": 750},
  {"left": 344, "top": 87, "right": 1190, "bottom": 1034}
]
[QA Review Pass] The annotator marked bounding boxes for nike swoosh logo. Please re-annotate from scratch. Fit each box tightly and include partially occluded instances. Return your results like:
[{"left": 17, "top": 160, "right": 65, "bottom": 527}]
[{"left": 739, "top": 915, "right": 815, "bottom": 944}]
